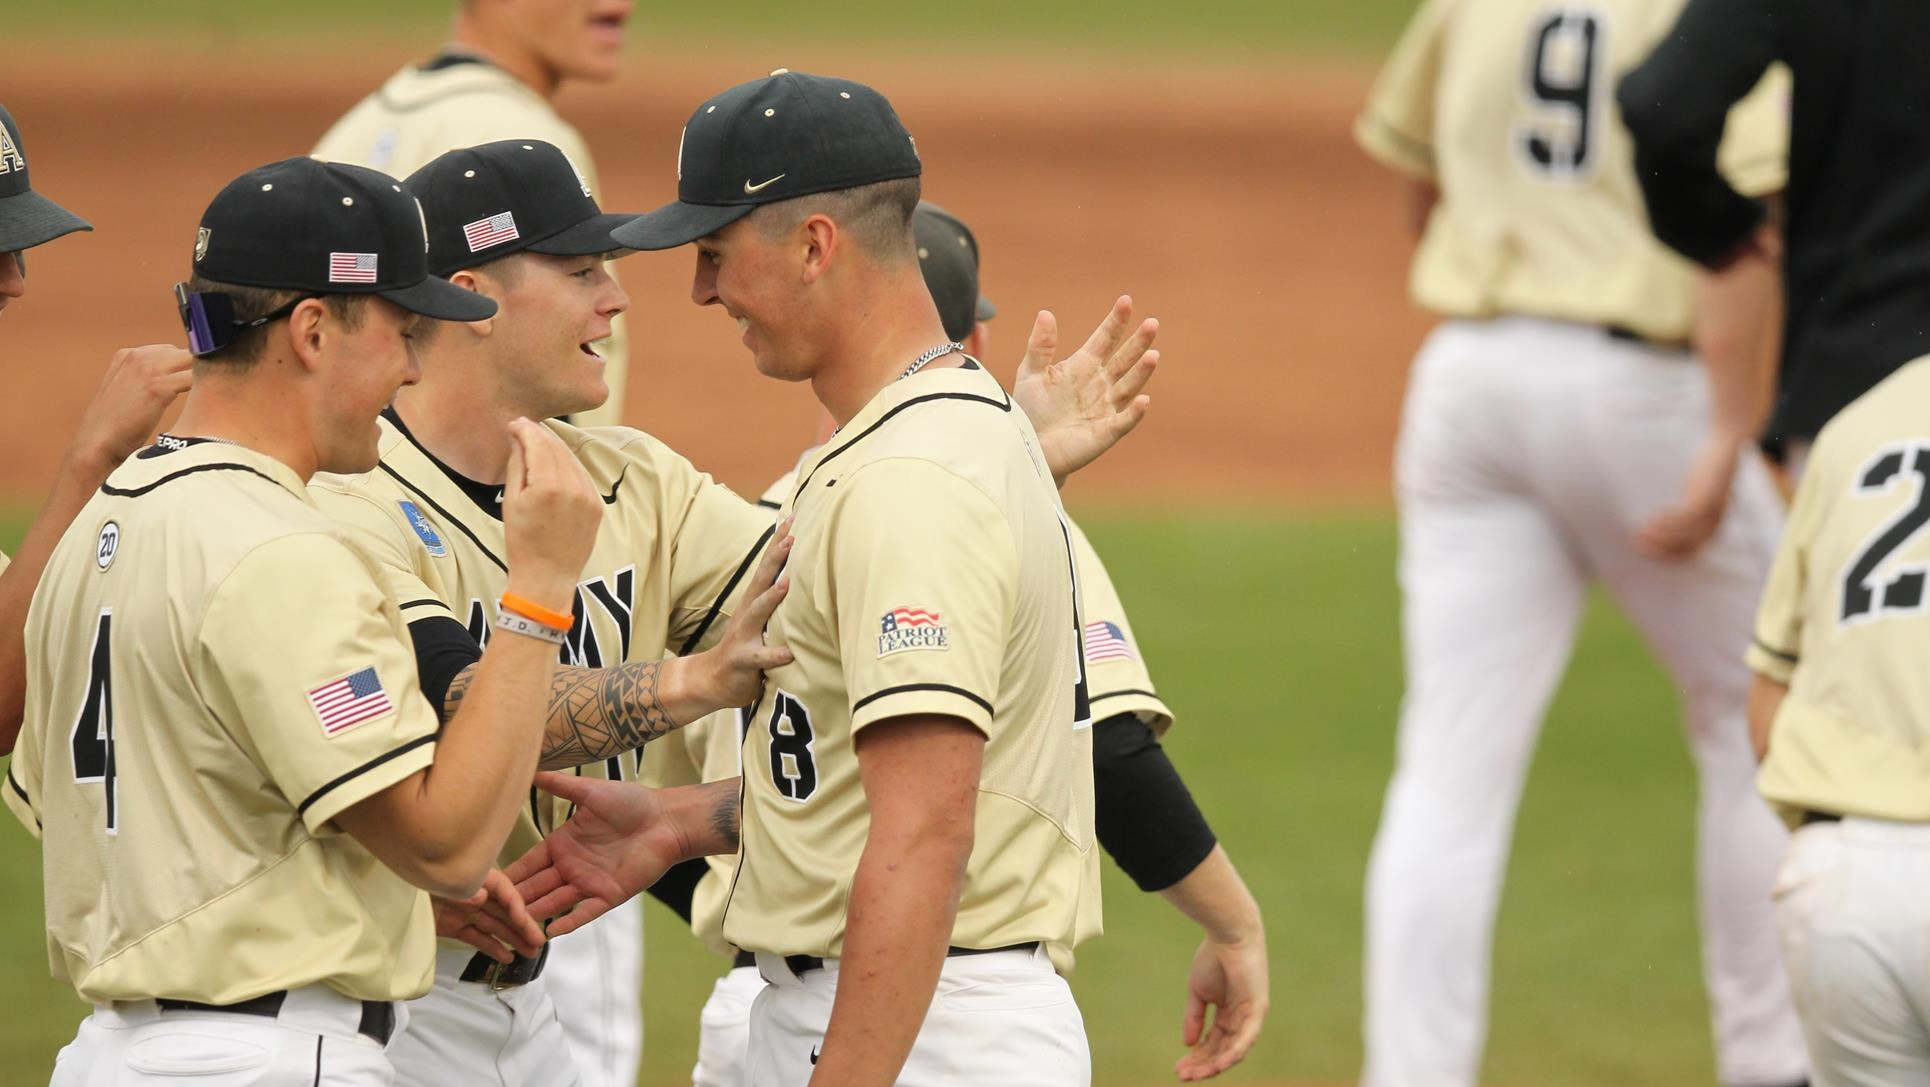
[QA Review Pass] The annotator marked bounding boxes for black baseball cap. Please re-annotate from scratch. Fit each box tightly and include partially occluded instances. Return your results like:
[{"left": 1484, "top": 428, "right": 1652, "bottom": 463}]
[
  {"left": 191, "top": 157, "right": 494, "bottom": 322},
  {"left": 914, "top": 202, "right": 996, "bottom": 342},
  {"left": 406, "top": 140, "right": 641, "bottom": 277},
  {"left": 0, "top": 103, "right": 91, "bottom": 253},
  {"left": 612, "top": 69, "right": 921, "bottom": 251}
]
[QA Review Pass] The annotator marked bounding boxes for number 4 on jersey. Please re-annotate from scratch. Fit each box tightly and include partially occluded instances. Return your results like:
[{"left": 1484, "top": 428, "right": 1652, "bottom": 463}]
[{"left": 69, "top": 609, "right": 119, "bottom": 833}]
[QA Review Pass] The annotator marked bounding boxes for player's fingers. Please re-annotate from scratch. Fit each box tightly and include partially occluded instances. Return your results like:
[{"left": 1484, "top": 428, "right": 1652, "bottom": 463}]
[
  {"left": 542, "top": 898, "right": 611, "bottom": 939},
  {"left": 749, "top": 643, "right": 795, "bottom": 671},
  {"left": 1110, "top": 351, "right": 1158, "bottom": 408},
  {"left": 455, "top": 925, "right": 515, "bottom": 964},
  {"left": 1104, "top": 317, "right": 1159, "bottom": 381},
  {"left": 735, "top": 575, "right": 790, "bottom": 640},
  {"left": 1074, "top": 295, "right": 1135, "bottom": 366},
  {"left": 1181, "top": 993, "right": 1207, "bottom": 1048},
  {"left": 506, "top": 859, "right": 562, "bottom": 903},
  {"left": 748, "top": 530, "right": 793, "bottom": 597},
  {"left": 1021, "top": 309, "right": 1060, "bottom": 373},
  {"left": 531, "top": 768, "right": 602, "bottom": 807},
  {"left": 503, "top": 419, "right": 533, "bottom": 499},
  {"left": 522, "top": 884, "right": 585, "bottom": 922},
  {"left": 466, "top": 910, "right": 534, "bottom": 959},
  {"left": 1104, "top": 395, "right": 1153, "bottom": 444}
]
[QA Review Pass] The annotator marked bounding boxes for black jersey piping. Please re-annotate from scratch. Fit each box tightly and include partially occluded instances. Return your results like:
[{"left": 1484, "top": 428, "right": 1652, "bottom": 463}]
[
  {"left": 375, "top": 463, "right": 507, "bottom": 572},
  {"left": 1092, "top": 688, "right": 1161, "bottom": 704},
  {"left": 5, "top": 767, "right": 34, "bottom": 826},
  {"left": 676, "top": 524, "right": 777, "bottom": 657},
  {"left": 100, "top": 462, "right": 286, "bottom": 498},
  {"left": 1752, "top": 638, "right": 1799, "bottom": 665},
  {"left": 792, "top": 371, "right": 1009, "bottom": 499},
  {"left": 383, "top": 408, "right": 508, "bottom": 523},
  {"left": 296, "top": 733, "right": 438, "bottom": 818},
  {"left": 397, "top": 598, "right": 446, "bottom": 612},
  {"left": 851, "top": 683, "right": 994, "bottom": 718}
]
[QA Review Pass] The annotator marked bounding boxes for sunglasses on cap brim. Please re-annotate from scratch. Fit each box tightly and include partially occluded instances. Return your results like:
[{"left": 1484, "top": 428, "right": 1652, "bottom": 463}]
[{"left": 174, "top": 283, "right": 321, "bottom": 358}]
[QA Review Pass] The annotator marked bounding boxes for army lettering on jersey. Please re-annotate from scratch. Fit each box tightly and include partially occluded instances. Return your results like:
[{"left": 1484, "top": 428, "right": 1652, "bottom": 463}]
[
  {"left": 1748, "top": 355, "right": 1930, "bottom": 824},
  {"left": 2, "top": 440, "right": 441, "bottom": 1005},
  {"left": 311, "top": 54, "right": 629, "bottom": 429},
  {"left": 723, "top": 361, "right": 1101, "bottom": 975},
  {"left": 1354, "top": 0, "right": 1790, "bottom": 343},
  {"left": 309, "top": 412, "right": 772, "bottom": 886}
]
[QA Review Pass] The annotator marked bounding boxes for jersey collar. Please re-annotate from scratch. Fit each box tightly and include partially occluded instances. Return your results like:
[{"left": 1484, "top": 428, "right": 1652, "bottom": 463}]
[{"left": 791, "top": 358, "right": 1009, "bottom": 501}]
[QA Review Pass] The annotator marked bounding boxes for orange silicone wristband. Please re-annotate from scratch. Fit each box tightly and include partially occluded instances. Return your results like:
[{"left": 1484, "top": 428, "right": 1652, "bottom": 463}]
[{"left": 499, "top": 592, "right": 575, "bottom": 631}]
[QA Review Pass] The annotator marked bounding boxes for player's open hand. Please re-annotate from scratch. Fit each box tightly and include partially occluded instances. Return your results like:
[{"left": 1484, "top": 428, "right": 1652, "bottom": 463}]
[
  {"left": 502, "top": 417, "right": 602, "bottom": 608},
  {"left": 686, "top": 521, "right": 795, "bottom": 712},
  {"left": 1013, "top": 294, "right": 1158, "bottom": 485},
  {"left": 431, "top": 868, "right": 545, "bottom": 964},
  {"left": 1175, "top": 934, "right": 1270, "bottom": 1081},
  {"left": 1636, "top": 434, "right": 1743, "bottom": 561},
  {"left": 506, "top": 771, "right": 685, "bottom": 937},
  {"left": 71, "top": 345, "right": 193, "bottom": 472}
]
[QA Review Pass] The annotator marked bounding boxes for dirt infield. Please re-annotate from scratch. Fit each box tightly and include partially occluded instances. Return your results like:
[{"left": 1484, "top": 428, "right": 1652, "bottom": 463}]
[{"left": 1, "top": 37, "right": 1428, "bottom": 505}]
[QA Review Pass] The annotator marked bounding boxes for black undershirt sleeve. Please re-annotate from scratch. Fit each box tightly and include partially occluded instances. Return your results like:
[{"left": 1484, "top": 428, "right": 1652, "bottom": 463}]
[
  {"left": 1616, "top": 0, "right": 1783, "bottom": 266},
  {"left": 1093, "top": 712, "right": 1217, "bottom": 893},
  {"left": 647, "top": 858, "right": 706, "bottom": 923},
  {"left": 406, "top": 615, "right": 484, "bottom": 719}
]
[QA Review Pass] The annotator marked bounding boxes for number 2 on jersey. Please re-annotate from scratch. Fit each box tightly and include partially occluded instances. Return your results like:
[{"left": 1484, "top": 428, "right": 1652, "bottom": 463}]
[
  {"left": 1841, "top": 444, "right": 1930, "bottom": 623},
  {"left": 1517, "top": 8, "right": 1605, "bottom": 179},
  {"left": 69, "top": 609, "right": 119, "bottom": 833}
]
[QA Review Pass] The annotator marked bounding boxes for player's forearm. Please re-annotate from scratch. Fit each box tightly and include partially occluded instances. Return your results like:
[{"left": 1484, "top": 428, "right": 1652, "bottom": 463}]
[
  {"left": 399, "top": 631, "right": 563, "bottom": 895},
  {"left": 1157, "top": 845, "right": 1265, "bottom": 948},
  {"left": 1693, "top": 222, "right": 1782, "bottom": 444},
  {"left": 659, "top": 777, "right": 742, "bottom": 860},
  {"left": 810, "top": 825, "right": 972, "bottom": 1087},
  {"left": 0, "top": 444, "right": 123, "bottom": 753}
]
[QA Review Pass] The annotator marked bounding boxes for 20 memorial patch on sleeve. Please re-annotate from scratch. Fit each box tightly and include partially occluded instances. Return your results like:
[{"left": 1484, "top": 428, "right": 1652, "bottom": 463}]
[
  {"left": 307, "top": 667, "right": 396, "bottom": 736},
  {"left": 878, "top": 606, "right": 948, "bottom": 657}
]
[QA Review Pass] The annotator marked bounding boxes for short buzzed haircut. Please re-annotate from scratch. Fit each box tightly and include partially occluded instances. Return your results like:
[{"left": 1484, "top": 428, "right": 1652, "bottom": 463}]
[
  {"left": 187, "top": 275, "right": 368, "bottom": 366},
  {"left": 753, "top": 177, "right": 921, "bottom": 262}
]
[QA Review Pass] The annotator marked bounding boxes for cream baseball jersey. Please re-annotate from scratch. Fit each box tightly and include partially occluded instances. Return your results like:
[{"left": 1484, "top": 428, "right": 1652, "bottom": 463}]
[
  {"left": 1356, "top": 0, "right": 1789, "bottom": 343},
  {"left": 722, "top": 362, "right": 1101, "bottom": 974},
  {"left": 3, "top": 439, "right": 441, "bottom": 1004},
  {"left": 312, "top": 54, "right": 629, "bottom": 428},
  {"left": 1748, "top": 355, "right": 1930, "bottom": 823},
  {"left": 309, "top": 412, "right": 772, "bottom": 871}
]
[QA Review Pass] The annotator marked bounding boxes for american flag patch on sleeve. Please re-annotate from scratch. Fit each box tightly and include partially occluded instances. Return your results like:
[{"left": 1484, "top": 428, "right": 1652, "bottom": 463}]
[
  {"left": 1083, "top": 620, "right": 1138, "bottom": 663},
  {"left": 307, "top": 667, "right": 395, "bottom": 736}
]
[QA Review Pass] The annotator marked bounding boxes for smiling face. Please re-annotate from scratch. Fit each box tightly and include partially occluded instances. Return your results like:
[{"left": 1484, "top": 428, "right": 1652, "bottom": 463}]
[
  {"left": 501, "top": 0, "right": 634, "bottom": 84},
  {"left": 312, "top": 297, "right": 422, "bottom": 474},
  {"left": 693, "top": 216, "right": 812, "bottom": 382},
  {"left": 480, "top": 251, "right": 628, "bottom": 419}
]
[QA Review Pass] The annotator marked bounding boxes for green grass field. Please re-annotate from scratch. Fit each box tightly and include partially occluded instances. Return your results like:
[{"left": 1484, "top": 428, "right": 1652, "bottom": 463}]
[{"left": 0, "top": 508, "right": 1728, "bottom": 1086}]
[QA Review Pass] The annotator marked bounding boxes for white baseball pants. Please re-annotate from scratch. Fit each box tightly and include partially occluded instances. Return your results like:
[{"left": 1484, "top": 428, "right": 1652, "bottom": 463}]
[
  {"left": 386, "top": 948, "right": 583, "bottom": 1086},
  {"left": 52, "top": 985, "right": 399, "bottom": 1086},
  {"left": 1774, "top": 817, "right": 1930, "bottom": 1087},
  {"left": 1363, "top": 317, "right": 1807, "bottom": 1087},
  {"left": 692, "top": 964, "right": 763, "bottom": 1087},
  {"left": 544, "top": 895, "right": 645, "bottom": 1087},
  {"left": 746, "top": 945, "right": 1088, "bottom": 1087}
]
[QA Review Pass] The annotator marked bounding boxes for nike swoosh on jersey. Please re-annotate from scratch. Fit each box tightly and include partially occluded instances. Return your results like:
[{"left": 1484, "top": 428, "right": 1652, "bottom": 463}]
[
  {"left": 744, "top": 174, "right": 785, "bottom": 194},
  {"left": 809, "top": 1045, "right": 819, "bottom": 1066}
]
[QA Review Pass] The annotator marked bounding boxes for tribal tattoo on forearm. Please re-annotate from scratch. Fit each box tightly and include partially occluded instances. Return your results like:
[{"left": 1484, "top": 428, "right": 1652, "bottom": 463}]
[{"left": 441, "top": 659, "right": 682, "bottom": 770}]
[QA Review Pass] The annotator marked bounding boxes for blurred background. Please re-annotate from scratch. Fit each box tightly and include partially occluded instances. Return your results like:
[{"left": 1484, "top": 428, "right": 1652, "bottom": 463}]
[{"left": 0, "top": 3, "right": 1725, "bottom": 1084}]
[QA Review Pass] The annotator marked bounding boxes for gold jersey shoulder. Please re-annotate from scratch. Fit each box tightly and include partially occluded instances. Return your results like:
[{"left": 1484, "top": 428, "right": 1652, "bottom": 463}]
[
  {"left": 1064, "top": 515, "right": 1172, "bottom": 734},
  {"left": 5, "top": 442, "right": 441, "bottom": 1004},
  {"left": 1748, "top": 356, "right": 1930, "bottom": 823},
  {"left": 308, "top": 415, "right": 771, "bottom": 867},
  {"left": 1357, "top": 0, "right": 1790, "bottom": 341},
  {"left": 310, "top": 57, "right": 628, "bottom": 427},
  {"left": 723, "top": 362, "right": 1101, "bottom": 974}
]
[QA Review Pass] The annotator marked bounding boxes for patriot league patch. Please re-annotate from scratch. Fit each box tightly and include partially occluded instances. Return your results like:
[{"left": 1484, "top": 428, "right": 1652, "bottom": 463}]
[{"left": 878, "top": 606, "right": 948, "bottom": 657}]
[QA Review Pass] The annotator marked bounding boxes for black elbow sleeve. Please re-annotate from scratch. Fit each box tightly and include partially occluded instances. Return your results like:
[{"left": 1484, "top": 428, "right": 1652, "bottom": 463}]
[
  {"left": 406, "top": 615, "right": 483, "bottom": 717},
  {"left": 1092, "top": 713, "right": 1217, "bottom": 893}
]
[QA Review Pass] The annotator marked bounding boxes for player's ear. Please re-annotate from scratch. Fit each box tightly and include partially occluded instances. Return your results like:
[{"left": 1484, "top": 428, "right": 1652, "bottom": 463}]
[
  {"left": 965, "top": 322, "right": 990, "bottom": 359},
  {"left": 285, "top": 297, "right": 331, "bottom": 373},
  {"left": 799, "top": 213, "right": 837, "bottom": 284},
  {"left": 447, "top": 268, "right": 496, "bottom": 338}
]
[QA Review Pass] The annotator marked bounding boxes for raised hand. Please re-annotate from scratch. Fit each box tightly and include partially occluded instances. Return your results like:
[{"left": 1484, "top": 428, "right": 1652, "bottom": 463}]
[
  {"left": 501, "top": 418, "right": 602, "bottom": 609},
  {"left": 432, "top": 868, "right": 545, "bottom": 964},
  {"left": 1011, "top": 295, "right": 1159, "bottom": 484},
  {"left": 72, "top": 345, "right": 194, "bottom": 471},
  {"left": 685, "top": 522, "right": 794, "bottom": 711},
  {"left": 505, "top": 771, "right": 689, "bottom": 936}
]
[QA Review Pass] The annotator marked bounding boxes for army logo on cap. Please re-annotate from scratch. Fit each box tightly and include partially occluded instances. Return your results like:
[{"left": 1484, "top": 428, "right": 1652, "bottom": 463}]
[
  {"left": 0, "top": 127, "right": 23, "bottom": 175},
  {"left": 194, "top": 227, "right": 211, "bottom": 263}
]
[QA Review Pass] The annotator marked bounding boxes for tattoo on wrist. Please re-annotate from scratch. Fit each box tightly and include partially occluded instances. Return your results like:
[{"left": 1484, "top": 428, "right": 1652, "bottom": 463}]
[
  {"left": 709, "top": 782, "right": 740, "bottom": 850},
  {"left": 540, "top": 660, "right": 682, "bottom": 768}
]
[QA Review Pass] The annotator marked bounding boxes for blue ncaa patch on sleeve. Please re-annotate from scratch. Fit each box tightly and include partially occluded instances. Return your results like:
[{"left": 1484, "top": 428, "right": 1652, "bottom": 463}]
[{"left": 398, "top": 500, "right": 447, "bottom": 557}]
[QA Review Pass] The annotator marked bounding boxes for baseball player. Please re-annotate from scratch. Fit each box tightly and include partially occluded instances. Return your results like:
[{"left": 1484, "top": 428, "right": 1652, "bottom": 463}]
[
  {"left": 661, "top": 200, "right": 1266, "bottom": 1086},
  {"left": 1356, "top": 5, "right": 1809, "bottom": 1086},
  {"left": 0, "top": 101, "right": 193, "bottom": 755},
  {"left": 3, "top": 156, "right": 604, "bottom": 1085},
  {"left": 1746, "top": 354, "right": 1930, "bottom": 1085},
  {"left": 315, "top": 0, "right": 633, "bottom": 435},
  {"left": 305, "top": 138, "right": 795, "bottom": 1087},
  {"left": 506, "top": 69, "right": 1142, "bottom": 1087}
]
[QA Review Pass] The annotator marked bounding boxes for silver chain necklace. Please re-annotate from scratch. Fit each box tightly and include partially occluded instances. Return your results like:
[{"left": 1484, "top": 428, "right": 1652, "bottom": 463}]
[{"left": 900, "top": 341, "right": 965, "bottom": 380}]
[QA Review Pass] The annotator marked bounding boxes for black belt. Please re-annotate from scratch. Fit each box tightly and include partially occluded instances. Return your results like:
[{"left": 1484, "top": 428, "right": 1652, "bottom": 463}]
[
  {"left": 154, "top": 991, "right": 395, "bottom": 1045},
  {"left": 1605, "top": 324, "right": 1690, "bottom": 352},
  {"left": 764, "top": 941, "right": 1039, "bottom": 978},
  {"left": 460, "top": 943, "right": 550, "bottom": 990},
  {"left": 733, "top": 949, "right": 756, "bottom": 970},
  {"left": 1801, "top": 809, "right": 1842, "bottom": 825}
]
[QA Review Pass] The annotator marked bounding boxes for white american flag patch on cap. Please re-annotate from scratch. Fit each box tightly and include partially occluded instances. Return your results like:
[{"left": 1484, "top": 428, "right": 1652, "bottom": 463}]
[
  {"left": 463, "top": 211, "right": 519, "bottom": 252},
  {"left": 328, "top": 252, "right": 378, "bottom": 283}
]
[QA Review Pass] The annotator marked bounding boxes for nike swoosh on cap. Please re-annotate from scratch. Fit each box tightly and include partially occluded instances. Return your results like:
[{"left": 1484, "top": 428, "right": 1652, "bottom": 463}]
[{"left": 744, "top": 174, "right": 785, "bottom": 194}]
